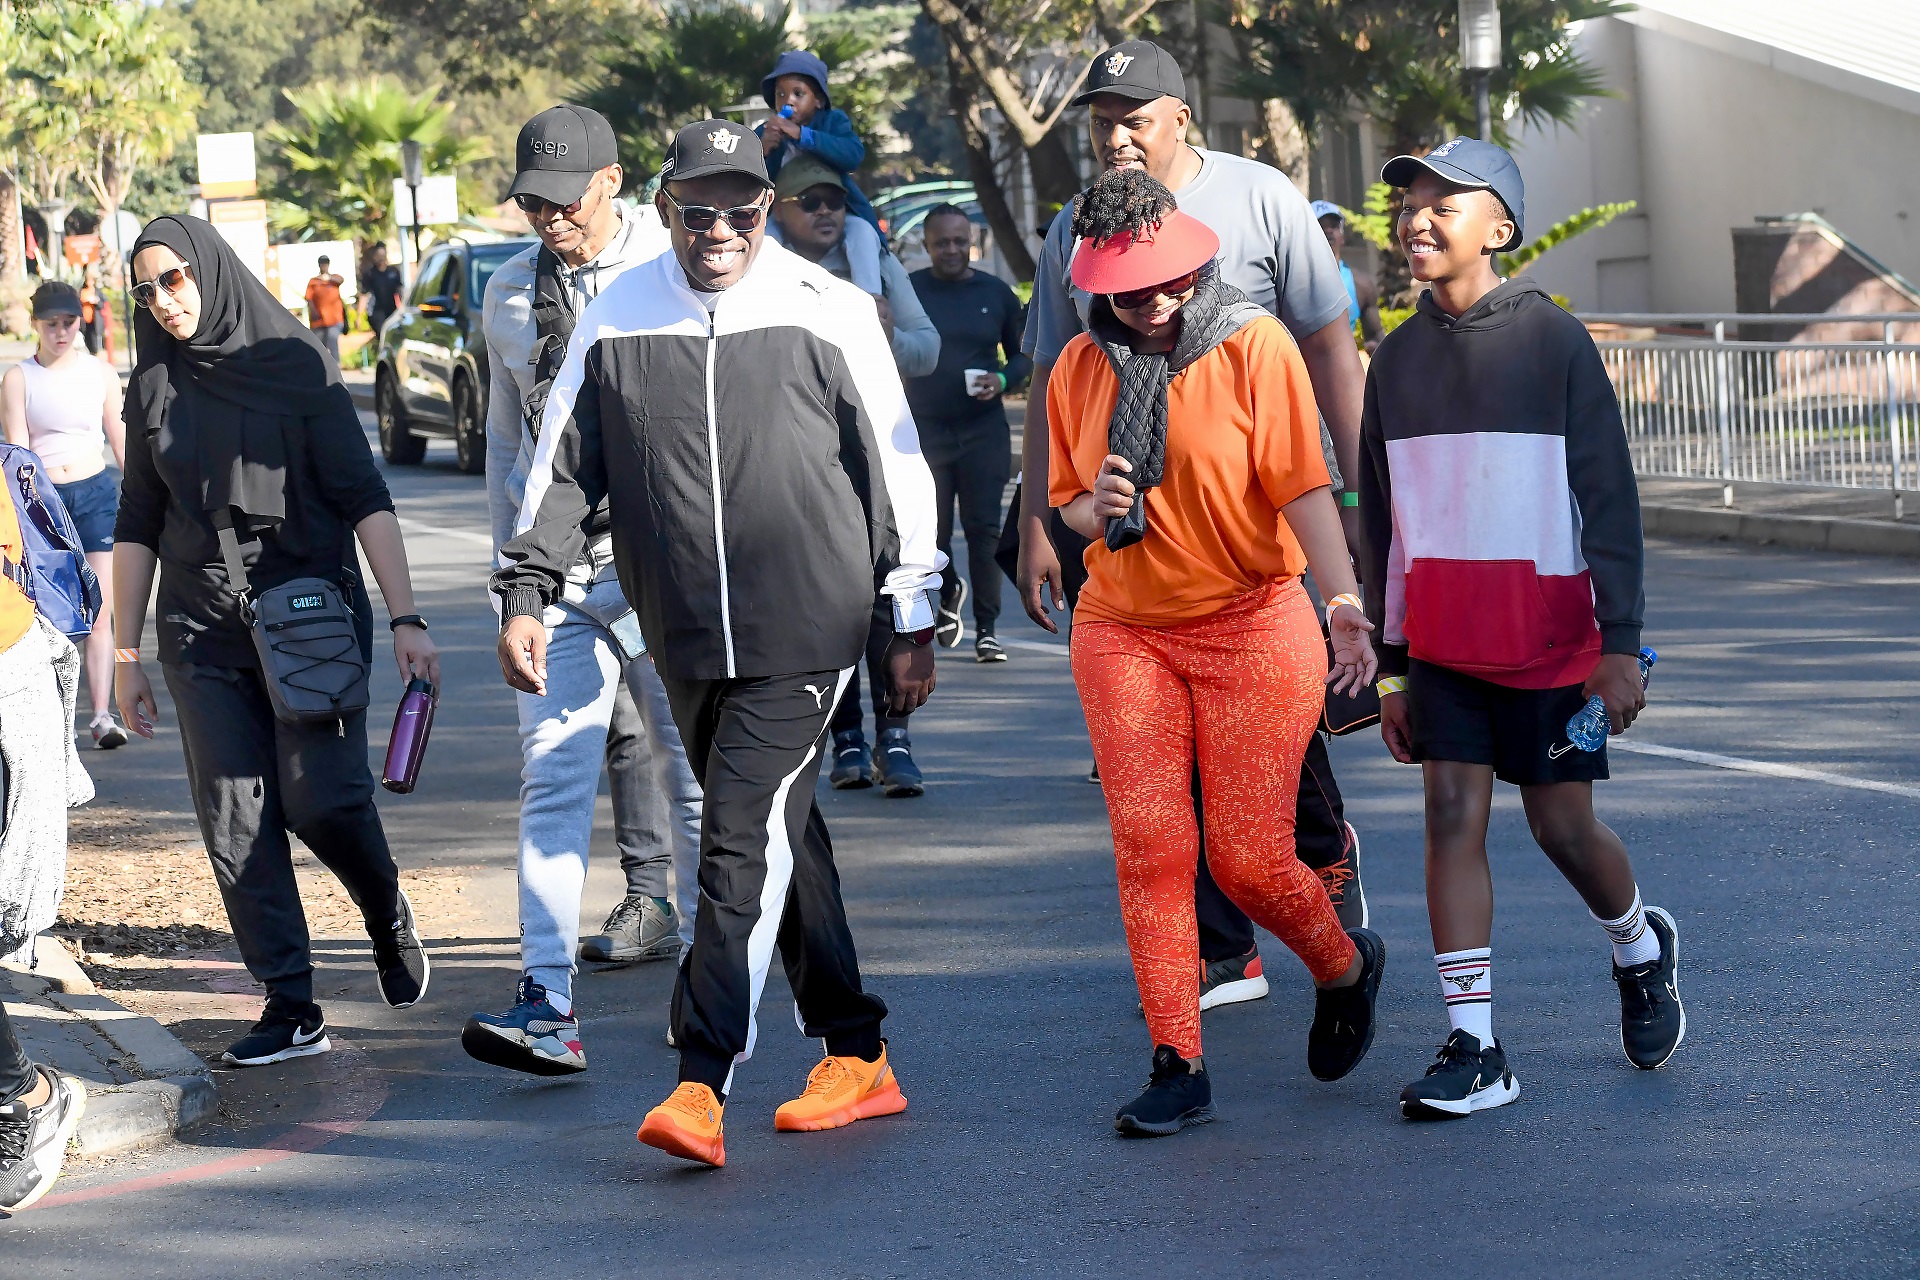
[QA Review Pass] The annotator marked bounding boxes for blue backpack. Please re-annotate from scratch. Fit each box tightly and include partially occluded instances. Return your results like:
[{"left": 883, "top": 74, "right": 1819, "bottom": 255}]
[{"left": 0, "top": 442, "right": 102, "bottom": 642}]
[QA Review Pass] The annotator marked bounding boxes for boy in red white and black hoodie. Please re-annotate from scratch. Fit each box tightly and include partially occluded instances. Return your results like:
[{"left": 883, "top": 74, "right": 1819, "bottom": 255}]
[{"left": 1357, "top": 138, "right": 1685, "bottom": 1120}]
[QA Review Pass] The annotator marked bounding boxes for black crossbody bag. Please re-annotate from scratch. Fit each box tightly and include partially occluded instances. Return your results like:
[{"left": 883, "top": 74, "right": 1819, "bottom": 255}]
[{"left": 211, "top": 510, "right": 370, "bottom": 727}]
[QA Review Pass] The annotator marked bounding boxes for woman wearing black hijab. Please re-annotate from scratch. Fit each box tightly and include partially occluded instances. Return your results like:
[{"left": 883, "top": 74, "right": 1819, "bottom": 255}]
[{"left": 111, "top": 216, "right": 438, "bottom": 1067}]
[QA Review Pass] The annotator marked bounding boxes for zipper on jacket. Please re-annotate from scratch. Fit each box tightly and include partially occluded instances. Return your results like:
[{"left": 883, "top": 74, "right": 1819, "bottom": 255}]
[{"left": 703, "top": 313, "right": 737, "bottom": 677}]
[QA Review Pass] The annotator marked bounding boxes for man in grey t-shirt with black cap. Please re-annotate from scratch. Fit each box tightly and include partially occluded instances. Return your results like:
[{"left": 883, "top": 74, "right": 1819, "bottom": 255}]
[{"left": 1017, "top": 39, "right": 1374, "bottom": 1006}]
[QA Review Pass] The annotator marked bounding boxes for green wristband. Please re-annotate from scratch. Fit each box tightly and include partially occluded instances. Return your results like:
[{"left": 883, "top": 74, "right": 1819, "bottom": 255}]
[{"left": 1340, "top": 490, "right": 1360, "bottom": 508}]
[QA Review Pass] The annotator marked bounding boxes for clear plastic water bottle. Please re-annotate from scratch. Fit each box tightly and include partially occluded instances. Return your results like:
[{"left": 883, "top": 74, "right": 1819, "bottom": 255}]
[{"left": 1566, "top": 647, "right": 1657, "bottom": 752}]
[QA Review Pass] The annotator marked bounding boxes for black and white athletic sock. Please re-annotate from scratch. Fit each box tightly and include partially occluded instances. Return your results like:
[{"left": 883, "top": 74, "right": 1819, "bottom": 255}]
[
  {"left": 1592, "top": 889, "right": 1661, "bottom": 967},
  {"left": 1436, "top": 947, "right": 1492, "bottom": 1045}
]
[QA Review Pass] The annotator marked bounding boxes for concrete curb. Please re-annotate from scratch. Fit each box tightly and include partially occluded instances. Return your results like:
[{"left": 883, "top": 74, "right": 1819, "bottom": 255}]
[
  {"left": 0, "top": 936, "right": 218, "bottom": 1156},
  {"left": 1643, "top": 504, "right": 1920, "bottom": 559}
]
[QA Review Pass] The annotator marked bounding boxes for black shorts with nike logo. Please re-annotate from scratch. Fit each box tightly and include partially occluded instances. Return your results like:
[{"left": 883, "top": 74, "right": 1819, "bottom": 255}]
[{"left": 1406, "top": 658, "right": 1608, "bottom": 786}]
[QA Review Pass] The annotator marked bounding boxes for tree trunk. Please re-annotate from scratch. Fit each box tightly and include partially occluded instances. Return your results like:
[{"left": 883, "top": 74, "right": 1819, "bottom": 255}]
[
  {"left": 1023, "top": 124, "right": 1083, "bottom": 215},
  {"left": 0, "top": 172, "right": 28, "bottom": 336},
  {"left": 1257, "top": 98, "right": 1309, "bottom": 189},
  {"left": 38, "top": 202, "right": 71, "bottom": 281},
  {"left": 945, "top": 40, "right": 1034, "bottom": 281}
]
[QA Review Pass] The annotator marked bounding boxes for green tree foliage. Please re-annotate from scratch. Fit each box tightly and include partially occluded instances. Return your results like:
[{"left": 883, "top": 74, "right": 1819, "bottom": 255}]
[
  {"left": 263, "top": 79, "right": 490, "bottom": 244},
  {"left": 351, "top": 0, "right": 643, "bottom": 97},
  {"left": 807, "top": 4, "right": 922, "bottom": 175},
  {"left": 582, "top": 2, "right": 791, "bottom": 185},
  {"left": 1498, "top": 200, "right": 1635, "bottom": 275},
  {"left": 1225, "top": 0, "right": 1631, "bottom": 153}
]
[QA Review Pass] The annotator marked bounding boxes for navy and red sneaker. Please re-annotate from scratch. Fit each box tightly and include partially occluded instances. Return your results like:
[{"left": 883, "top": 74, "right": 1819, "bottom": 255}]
[
  {"left": 462, "top": 976, "right": 586, "bottom": 1076},
  {"left": 1199, "top": 947, "right": 1268, "bottom": 1011}
]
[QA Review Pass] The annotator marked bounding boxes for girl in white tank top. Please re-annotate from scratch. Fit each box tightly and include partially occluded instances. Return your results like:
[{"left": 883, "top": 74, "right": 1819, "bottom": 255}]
[{"left": 1, "top": 280, "right": 128, "bottom": 746}]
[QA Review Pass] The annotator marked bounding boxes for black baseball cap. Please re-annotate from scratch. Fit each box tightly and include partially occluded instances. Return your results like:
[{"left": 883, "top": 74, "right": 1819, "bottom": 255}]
[
  {"left": 657, "top": 119, "right": 771, "bottom": 189},
  {"left": 1071, "top": 40, "right": 1187, "bottom": 107},
  {"left": 507, "top": 104, "right": 619, "bottom": 205},
  {"left": 1382, "top": 137, "right": 1526, "bottom": 251},
  {"left": 30, "top": 281, "right": 83, "bottom": 319}
]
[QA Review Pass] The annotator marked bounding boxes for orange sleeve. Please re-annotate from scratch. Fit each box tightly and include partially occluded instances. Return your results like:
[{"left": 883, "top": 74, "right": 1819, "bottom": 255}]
[
  {"left": 1243, "top": 318, "right": 1331, "bottom": 509},
  {"left": 1047, "top": 338, "right": 1095, "bottom": 509}
]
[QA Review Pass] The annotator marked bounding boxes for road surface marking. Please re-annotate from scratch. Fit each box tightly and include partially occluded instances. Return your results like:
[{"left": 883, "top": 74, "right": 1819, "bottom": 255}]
[
  {"left": 1611, "top": 740, "right": 1920, "bottom": 800},
  {"left": 396, "top": 515, "right": 494, "bottom": 549}
]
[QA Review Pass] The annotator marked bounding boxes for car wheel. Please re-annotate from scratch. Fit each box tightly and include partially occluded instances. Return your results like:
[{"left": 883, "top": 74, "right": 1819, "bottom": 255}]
[
  {"left": 378, "top": 370, "right": 427, "bottom": 465},
  {"left": 452, "top": 376, "right": 486, "bottom": 475}
]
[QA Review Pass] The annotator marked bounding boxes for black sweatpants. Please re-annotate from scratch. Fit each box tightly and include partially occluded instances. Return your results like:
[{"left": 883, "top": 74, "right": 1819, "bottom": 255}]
[
  {"left": 164, "top": 662, "right": 403, "bottom": 1010},
  {"left": 661, "top": 667, "right": 888, "bottom": 1096},
  {"left": 1051, "top": 512, "right": 1351, "bottom": 963},
  {"left": 925, "top": 417, "right": 1011, "bottom": 637},
  {"left": 0, "top": 997, "right": 29, "bottom": 1105},
  {"left": 826, "top": 599, "right": 908, "bottom": 739}
]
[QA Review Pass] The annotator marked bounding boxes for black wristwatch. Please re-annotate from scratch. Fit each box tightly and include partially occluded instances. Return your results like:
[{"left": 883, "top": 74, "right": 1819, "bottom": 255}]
[{"left": 390, "top": 614, "right": 429, "bottom": 632}]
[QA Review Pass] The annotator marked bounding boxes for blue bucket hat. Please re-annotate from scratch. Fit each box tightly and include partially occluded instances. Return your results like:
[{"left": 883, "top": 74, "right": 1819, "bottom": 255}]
[{"left": 762, "top": 50, "right": 831, "bottom": 112}]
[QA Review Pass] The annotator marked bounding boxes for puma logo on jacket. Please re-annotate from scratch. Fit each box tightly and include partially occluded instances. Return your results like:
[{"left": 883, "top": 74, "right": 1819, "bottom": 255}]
[
  {"left": 1357, "top": 278, "right": 1645, "bottom": 689},
  {"left": 491, "top": 239, "right": 944, "bottom": 681}
]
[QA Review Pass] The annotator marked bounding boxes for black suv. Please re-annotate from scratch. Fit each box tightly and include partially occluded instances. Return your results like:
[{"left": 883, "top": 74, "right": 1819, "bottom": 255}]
[{"left": 374, "top": 238, "right": 532, "bottom": 473}]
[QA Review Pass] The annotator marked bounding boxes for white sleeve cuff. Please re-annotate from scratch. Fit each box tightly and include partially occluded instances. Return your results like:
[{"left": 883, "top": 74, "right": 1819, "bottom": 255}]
[{"left": 892, "top": 589, "right": 935, "bottom": 633}]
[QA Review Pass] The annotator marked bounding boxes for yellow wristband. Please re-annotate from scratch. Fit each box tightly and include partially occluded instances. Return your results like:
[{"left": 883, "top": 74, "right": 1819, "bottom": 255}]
[
  {"left": 1376, "top": 675, "right": 1407, "bottom": 697},
  {"left": 114, "top": 648, "right": 141, "bottom": 664}
]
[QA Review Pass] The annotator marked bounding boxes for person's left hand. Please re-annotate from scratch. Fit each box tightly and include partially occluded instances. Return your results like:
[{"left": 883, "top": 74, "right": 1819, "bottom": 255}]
[
  {"left": 874, "top": 294, "right": 895, "bottom": 341},
  {"left": 1583, "top": 652, "right": 1647, "bottom": 734},
  {"left": 969, "top": 372, "right": 1001, "bottom": 401},
  {"left": 394, "top": 624, "right": 440, "bottom": 686},
  {"left": 764, "top": 114, "right": 801, "bottom": 144},
  {"left": 884, "top": 635, "right": 936, "bottom": 715},
  {"left": 1325, "top": 602, "right": 1377, "bottom": 695}
]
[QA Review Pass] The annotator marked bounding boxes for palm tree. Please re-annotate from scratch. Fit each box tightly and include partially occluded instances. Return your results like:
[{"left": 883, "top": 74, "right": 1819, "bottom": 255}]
[{"left": 264, "top": 79, "right": 491, "bottom": 248}]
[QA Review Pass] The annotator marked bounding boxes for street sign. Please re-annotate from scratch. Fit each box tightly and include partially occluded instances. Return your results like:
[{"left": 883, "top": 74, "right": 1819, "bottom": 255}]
[
  {"left": 207, "top": 198, "right": 270, "bottom": 283},
  {"left": 197, "top": 132, "right": 258, "bottom": 200},
  {"left": 393, "top": 175, "right": 460, "bottom": 227}
]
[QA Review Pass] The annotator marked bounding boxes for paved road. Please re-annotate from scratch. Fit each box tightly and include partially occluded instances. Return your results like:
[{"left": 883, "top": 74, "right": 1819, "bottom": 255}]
[{"left": 6, "top": 429, "right": 1919, "bottom": 1277}]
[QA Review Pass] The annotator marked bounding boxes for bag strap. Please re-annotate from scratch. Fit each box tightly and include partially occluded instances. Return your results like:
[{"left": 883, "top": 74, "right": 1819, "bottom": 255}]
[{"left": 208, "top": 507, "right": 254, "bottom": 604}]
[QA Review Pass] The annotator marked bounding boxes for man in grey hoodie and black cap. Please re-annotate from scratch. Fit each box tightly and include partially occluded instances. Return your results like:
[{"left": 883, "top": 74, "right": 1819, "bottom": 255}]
[{"left": 463, "top": 103, "right": 703, "bottom": 1079}]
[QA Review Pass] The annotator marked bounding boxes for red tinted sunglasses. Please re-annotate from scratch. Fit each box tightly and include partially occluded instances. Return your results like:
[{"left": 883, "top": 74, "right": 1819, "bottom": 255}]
[{"left": 1110, "top": 269, "right": 1200, "bottom": 311}]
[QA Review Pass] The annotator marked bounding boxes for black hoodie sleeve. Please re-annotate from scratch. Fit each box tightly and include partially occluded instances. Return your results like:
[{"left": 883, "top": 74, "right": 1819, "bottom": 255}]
[
  {"left": 491, "top": 337, "right": 606, "bottom": 621},
  {"left": 1357, "top": 365, "right": 1407, "bottom": 678},
  {"left": 1564, "top": 337, "right": 1645, "bottom": 656}
]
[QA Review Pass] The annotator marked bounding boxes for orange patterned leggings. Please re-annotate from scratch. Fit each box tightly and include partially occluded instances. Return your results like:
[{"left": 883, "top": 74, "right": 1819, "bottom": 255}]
[{"left": 1072, "top": 580, "right": 1356, "bottom": 1059}]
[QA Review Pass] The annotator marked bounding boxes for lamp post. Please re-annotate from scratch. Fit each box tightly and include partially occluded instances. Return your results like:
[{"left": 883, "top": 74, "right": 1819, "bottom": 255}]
[
  {"left": 399, "top": 139, "right": 424, "bottom": 285},
  {"left": 1459, "top": 0, "right": 1501, "bottom": 141}
]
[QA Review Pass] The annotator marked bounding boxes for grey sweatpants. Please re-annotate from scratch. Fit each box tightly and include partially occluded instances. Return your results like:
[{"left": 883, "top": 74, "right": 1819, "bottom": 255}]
[{"left": 164, "top": 661, "right": 402, "bottom": 1010}]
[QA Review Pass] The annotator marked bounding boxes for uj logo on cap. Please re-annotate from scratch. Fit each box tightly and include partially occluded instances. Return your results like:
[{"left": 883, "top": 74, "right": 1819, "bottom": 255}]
[
  {"left": 1105, "top": 51, "right": 1135, "bottom": 75},
  {"left": 708, "top": 129, "right": 740, "bottom": 155},
  {"left": 1428, "top": 138, "right": 1464, "bottom": 160}
]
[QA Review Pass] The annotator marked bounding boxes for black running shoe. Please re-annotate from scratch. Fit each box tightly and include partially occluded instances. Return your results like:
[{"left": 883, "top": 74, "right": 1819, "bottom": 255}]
[
  {"left": 1114, "top": 1045, "right": 1214, "bottom": 1137},
  {"left": 1317, "top": 822, "right": 1370, "bottom": 931},
  {"left": 1400, "top": 1030, "right": 1519, "bottom": 1118},
  {"left": 935, "top": 580, "right": 967, "bottom": 648},
  {"left": 1199, "top": 947, "right": 1268, "bottom": 1011},
  {"left": 371, "top": 888, "right": 431, "bottom": 1008},
  {"left": 223, "top": 1002, "right": 331, "bottom": 1067},
  {"left": 1615, "top": 905, "right": 1685, "bottom": 1069},
  {"left": 830, "top": 729, "right": 873, "bottom": 790},
  {"left": 1307, "top": 927, "right": 1385, "bottom": 1081},
  {"left": 0, "top": 1069, "right": 86, "bottom": 1212},
  {"left": 873, "top": 727, "right": 924, "bottom": 798},
  {"left": 974, "top": 634, "right": 1007, "bottom": 663}
]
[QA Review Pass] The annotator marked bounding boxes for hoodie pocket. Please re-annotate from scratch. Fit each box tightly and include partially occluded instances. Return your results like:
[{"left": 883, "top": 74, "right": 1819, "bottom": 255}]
[{"left": 1402, "top": 558, "right": 1556, "bottom": 674}]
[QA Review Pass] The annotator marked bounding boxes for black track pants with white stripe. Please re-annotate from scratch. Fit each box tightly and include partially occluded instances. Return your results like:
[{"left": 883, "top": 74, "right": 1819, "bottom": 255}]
[{"left": 660, "top": 668, "right": 889, "bottom": 1095}]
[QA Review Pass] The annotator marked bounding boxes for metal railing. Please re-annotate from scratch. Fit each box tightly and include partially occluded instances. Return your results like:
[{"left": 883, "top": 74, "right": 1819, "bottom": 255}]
[{"left": 1579, "top": 313, "right": 1918, "bottom": 502}]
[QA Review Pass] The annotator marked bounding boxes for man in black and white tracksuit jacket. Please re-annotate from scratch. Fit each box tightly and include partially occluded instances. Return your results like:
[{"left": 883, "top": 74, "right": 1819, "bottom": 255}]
[{"left": 493, "top": 120, "right": 943, "bottom": 1167}]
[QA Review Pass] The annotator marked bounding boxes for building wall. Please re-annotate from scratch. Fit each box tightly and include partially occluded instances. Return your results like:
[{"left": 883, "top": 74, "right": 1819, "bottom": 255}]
[{"left": 1515, "top": 16, "right": 1920, "bottom": 314}]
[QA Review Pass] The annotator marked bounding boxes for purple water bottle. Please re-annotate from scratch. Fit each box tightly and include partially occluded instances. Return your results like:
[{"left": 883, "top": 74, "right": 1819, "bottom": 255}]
[{"left": 381, "top": 677, "right": 437, "bottom": 794}]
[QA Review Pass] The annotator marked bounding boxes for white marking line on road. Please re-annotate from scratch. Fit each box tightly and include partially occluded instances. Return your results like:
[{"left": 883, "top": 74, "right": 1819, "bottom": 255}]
[
  {"left": 1003, "top": 636, "right": 1920, "bottom": 801},
  {"left": 1611, "top": 741, "right": 1920, "bottom": 801},
  {"left": 396, "top": 515, "right": 495, "bottom": 549}
]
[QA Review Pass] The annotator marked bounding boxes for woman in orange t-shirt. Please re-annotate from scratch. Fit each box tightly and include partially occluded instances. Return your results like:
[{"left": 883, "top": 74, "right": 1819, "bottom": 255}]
[{"left": 1049, "top": 171, "right": 1382, "bottom": 1137}]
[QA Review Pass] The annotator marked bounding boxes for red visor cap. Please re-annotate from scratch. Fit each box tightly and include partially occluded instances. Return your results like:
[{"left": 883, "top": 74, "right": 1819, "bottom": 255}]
[{"left": 1069, "top": 210, "right": 1221, "bottom": 295}]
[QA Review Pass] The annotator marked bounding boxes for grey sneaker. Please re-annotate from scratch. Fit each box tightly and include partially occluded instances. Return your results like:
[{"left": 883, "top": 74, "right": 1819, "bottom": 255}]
[
  {"left": 0, "top": 1069, "right": 87, "bottom": 1212},
  {"left": 580, "top": 895, "right": 681, "bottom": 964}
]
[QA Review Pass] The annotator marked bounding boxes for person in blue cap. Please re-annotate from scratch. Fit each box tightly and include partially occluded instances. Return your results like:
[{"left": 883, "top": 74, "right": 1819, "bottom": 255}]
[
  {"left": 1310, "top": 199, "right": 1384, "bottom": 353},
  {"left": 758, "top": 50, "right": 882, "bottom": 233}
]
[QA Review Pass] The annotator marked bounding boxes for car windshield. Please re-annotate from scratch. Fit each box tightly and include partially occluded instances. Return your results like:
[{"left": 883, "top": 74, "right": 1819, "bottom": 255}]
[{"left": 470, "top": 242, "right": 532, "bottom": 303}]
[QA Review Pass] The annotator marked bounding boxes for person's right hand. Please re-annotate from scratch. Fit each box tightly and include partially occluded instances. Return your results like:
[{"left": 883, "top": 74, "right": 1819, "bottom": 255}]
[
  {"left": 1018, "top": 514, "right": 1065, "bottom": 634},
  {"left": 873, "top": 294, "right": 895, "bottom": 341},
  {"left": 1379, "top": 689, "right": 1414, "bottom": 764},
  {"left": 498, "top": 615, "right": 548, "bottom": 696},
  {"left": 115, "top": 661, "right": 157, "bottom": 739},
  {"left": 1090, "top": 454, "right": 1136, "bottom": 522}
]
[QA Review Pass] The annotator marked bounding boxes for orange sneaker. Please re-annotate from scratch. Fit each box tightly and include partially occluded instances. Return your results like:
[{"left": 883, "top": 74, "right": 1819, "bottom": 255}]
[
  {"left": 773, "top": 1043, "right": 908, "bottom": 1132},
  {"left": 637, "top": 1082, "right": 726, "bottom": 1167}
]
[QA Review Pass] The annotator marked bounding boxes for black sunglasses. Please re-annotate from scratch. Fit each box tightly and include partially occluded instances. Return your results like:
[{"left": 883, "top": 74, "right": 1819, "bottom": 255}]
[
  {"left": 1111, "top": 269, "right": 1200, "bottom": 311},
  {"left": 662, "top": 189, "right": 768, "bottom": 233},
  {"left": 781, "top": 190, "right": 846, "bottom": 215},
  {"left": 131, "top": 265, "right": 195, "bottom": 309},
  {"left": 513, "top": 191, "right": 589, "bottom": 220}
]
